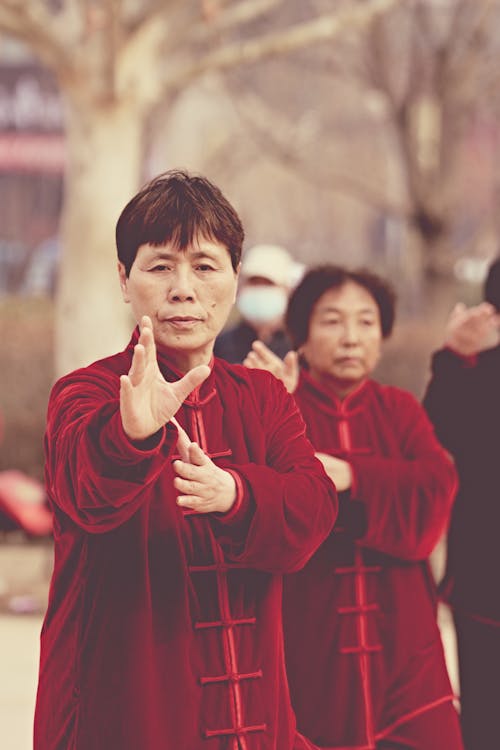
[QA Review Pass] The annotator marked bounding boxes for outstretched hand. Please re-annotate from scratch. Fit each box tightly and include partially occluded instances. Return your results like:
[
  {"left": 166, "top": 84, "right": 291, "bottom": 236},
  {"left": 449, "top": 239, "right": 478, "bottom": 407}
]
[
  {"left": 243, "top": 340, "right": 299, "bottom": 393},
  {"left": 445, "top": 302, "right": 500, "bottom": 356},
  {"left": 120, "top": 316, "right": 210, "bottom": 441}
]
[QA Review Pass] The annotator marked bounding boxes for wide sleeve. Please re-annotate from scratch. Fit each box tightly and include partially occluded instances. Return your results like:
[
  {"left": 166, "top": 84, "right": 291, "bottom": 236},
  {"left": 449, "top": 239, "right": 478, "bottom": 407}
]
[
  {"left": 423, "top": 347, "right": 480, "bottom": 458},
  {"left": 349, "top": 390, "right": 457, "bottom": 561},
  {"left": 213, "top": 373, "right": 338, "bottom": 573},
  {"left": 45, "top": 368, "right": 178, "bottom": 533}
]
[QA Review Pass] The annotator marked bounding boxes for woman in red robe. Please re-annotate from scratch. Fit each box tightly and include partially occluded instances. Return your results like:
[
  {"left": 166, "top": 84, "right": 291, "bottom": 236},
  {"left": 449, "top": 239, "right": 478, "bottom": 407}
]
[
  {"left": 245, "top": 265, "right": 463, "bottom": 750},
  {"left": 34, "top": 172, "right": 337, "bottom": 750}
]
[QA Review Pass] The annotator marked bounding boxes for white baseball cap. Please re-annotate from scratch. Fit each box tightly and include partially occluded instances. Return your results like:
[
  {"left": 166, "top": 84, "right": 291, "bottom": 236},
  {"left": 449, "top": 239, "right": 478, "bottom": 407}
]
[{"left": 241, "top": 244, "right": 304, "bottom": 288}]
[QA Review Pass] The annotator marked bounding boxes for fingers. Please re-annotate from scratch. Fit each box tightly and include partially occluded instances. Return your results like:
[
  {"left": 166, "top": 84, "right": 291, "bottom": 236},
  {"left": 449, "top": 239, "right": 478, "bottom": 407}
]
[
  {"left": 243, "top": 340, "right": 285, "bottom": 377},
  {"left": 173, "top": 452, "right": 212, "bottom": 509},
  {"left": 450, "top": 302, "right": 466, "bottom": 318},
  {"left": 128, "top": 319, "right": 157, "bottom": 386},
  {"left": 243, "top": 350, "right": 261, "bottom": 369},
  {"left": 172, "top": 428, "right": 215, "bottom": 470},
  {"left": 173, "top": 475, "right": 205, "bottom": 497},
  {"left": 282, "top": 350, "right": 299, "bottom": 392},
  {"left": 128, "top": 344, "right": 146, "bottom": 386},
  {"left": 173, "top": 365, "right": 211, "bottom": 403},
  {"left": 251, "top": 339, "right": 274, "bottom": 357},
  {"left": 449, "top": 302, "right": 495, "bottom": 326},
  {"left": 138, "top": 317, "right": 156, "bottom": 366},
  {"left": 251, "top": 340, "right": 282, "bottom": 367},
  {"left": 244, "top": 340, "right": 274, "bottom": 369},
  {"left": 173, "top": 459, "right": 236, "bottom": 514},
  {"left": 171, "top": 417, "right": 191, "bottom": 462},
  {"left": 188, "top": 441, "right": 210, "bottom": 466},
  {"left": 243, "top": 344, "right": 300, "bottom": 393},
  {"left": 139, "top": 315, "right": 153, "bottom": 335},
  {"left": 119, "top": 373, "right": 133, "bottom": 402}
]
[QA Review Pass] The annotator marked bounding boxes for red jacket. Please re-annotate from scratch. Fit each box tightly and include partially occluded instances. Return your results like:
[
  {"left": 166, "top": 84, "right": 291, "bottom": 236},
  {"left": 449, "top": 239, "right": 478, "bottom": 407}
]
[
  {"left": 34, "top": 333, "right": 337, "bottom": 750},
  {"left": 283, "top": 371, "right": 458, "bottom": 749}
]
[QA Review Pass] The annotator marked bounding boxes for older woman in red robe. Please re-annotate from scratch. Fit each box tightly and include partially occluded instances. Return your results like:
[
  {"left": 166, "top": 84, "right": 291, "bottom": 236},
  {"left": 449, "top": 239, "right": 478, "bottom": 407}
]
[
  {"left": 244, "top": 265, "right": 463, "bottom": 750},
  {"left": 34, "top": 172, "right": 337, "bottom": 750}
]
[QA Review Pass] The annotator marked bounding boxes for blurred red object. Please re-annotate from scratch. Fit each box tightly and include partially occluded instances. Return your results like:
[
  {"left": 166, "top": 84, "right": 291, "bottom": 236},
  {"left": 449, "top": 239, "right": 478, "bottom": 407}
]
[{"left": 0, "top": 470, "right": 52, "bottom": 536}]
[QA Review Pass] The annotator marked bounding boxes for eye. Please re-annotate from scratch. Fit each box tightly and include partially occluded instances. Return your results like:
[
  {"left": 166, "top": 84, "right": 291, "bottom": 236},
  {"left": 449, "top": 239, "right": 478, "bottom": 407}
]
[
  {"left": 149, "top": 264, "right": 169, "bottom": 272},
  {"left": 321, "top": 318, "right": 340, "bottom": 326},
  {"left": 196, "top": 263, "right": 216, "bottom": 272},
  {"left": 360, "top": 318, "right": 376, "bottom": 326}
]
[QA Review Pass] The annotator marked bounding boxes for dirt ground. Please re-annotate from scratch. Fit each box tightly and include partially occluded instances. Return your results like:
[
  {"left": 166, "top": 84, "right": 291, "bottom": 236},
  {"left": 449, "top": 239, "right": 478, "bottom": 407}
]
[
  {"left": 0, "top": 538, "right": 50, "bottom": 750},
  {"left": 0, "top": 612, "right": 42, "bottom": 750}
]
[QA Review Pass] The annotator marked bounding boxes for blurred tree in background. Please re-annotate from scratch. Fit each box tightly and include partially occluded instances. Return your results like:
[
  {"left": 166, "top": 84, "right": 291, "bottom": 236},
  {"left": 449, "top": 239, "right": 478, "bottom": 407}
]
[
  {"left": 0, "top": 0, "right": 396, "bottom": 376},
  {"left": 1, "top": 0, "right": 500, "bottom": 476}
]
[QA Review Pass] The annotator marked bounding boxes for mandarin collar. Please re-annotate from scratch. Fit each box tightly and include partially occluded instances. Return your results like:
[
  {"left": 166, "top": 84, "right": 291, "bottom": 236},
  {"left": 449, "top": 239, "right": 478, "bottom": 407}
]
[
  {"left": 299, "top": 367, "right": 370, "bottom": 411},
  {"left": 126, "top": 327, "right": 216, "bottom": 400}
]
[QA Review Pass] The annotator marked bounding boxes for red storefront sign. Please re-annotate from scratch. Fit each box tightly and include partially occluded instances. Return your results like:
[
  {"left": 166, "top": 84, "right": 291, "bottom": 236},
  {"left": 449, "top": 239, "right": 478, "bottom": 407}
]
[{"left": 0, "top": 132, "right": 65, "bottom": 172}]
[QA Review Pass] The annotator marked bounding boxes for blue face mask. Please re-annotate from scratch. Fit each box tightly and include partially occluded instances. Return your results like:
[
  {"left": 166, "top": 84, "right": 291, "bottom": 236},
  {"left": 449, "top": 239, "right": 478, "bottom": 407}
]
[{"left": 236, "top": 286, "right": 288, "bottom": 325}]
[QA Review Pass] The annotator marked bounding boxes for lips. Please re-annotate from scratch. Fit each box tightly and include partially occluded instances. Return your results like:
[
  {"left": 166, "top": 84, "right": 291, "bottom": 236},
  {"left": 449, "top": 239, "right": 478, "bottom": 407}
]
[
  {"left": 163, "top": 316, "right": 203, "bottom": 330},
  {"left": 166, "top": 316, "right": 201, "bottom": 322},
  {"left": 336, "top": 357, "right": 361, "bottom": 365}
]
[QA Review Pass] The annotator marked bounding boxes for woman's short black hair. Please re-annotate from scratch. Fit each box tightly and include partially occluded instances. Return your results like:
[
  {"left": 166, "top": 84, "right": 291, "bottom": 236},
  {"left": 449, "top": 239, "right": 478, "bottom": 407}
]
[
  {"left": 484, "top": 256, "right": 500, "bottom": 311},
  {"left": 286, "top": 264, "right": 397, "bottom": 349},
  {"left": 116, "top": 170, "right": 244, "bottom": 275}
]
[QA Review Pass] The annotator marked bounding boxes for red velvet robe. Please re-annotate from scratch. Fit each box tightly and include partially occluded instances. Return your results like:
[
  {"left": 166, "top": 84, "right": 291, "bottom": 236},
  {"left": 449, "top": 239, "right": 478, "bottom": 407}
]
[
  {"left": 283, "top": 371, "right": 460, "bottom": 749},
  {"left": 34, "top": 333, "right": 337, "bottom": 750}
]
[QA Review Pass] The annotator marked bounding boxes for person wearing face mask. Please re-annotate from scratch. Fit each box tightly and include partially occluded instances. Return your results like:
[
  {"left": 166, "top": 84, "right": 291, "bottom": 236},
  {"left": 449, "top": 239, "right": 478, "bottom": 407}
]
[{"left": 214, "top": 243, "right": 302, "bottom": 364}]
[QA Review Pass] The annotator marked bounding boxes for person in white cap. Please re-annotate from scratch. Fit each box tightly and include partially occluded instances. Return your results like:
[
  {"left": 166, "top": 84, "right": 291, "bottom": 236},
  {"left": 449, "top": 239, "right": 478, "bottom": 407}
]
[{"left": 214, "top": 243, "right": 303, "bottom": 364}]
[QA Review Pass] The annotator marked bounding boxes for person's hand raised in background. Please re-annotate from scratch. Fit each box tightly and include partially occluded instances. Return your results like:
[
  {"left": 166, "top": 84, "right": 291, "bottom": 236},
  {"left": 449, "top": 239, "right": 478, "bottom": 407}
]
[
  {"left": 243, "top": 340, "right": 300, "bottom": 394},
  {"left": 445, "top": 302, "right": 500, "bottom": 357}
]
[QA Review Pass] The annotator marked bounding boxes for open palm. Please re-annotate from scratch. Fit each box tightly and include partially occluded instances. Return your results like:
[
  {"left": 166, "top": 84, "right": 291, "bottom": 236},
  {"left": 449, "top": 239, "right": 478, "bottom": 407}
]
[
  {"left": 120, "top": 316, "right": 210, "bottom": 441},
  {"left": 243, "top": 340, "right": 299, "bottom": 394}
]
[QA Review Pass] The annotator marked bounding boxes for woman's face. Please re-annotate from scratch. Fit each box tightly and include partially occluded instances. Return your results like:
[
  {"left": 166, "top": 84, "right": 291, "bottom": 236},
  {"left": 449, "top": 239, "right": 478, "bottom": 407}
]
[{"left": 301, "top": 281, "right": 383, "bottom": 397}]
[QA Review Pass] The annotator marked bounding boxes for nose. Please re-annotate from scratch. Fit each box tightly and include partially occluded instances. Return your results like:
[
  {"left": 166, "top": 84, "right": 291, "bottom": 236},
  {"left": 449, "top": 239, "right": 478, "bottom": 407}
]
[
  {"left": 341, "top": 320, "right": 360, "bottom": 345},
  {"left": 167, "top": 267, "right": 196, "bottom": 303}
]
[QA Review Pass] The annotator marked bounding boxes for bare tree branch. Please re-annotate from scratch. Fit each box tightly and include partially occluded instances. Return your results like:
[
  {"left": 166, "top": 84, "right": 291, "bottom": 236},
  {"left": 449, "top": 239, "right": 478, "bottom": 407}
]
[
  {"left": 442, "top": 0, "right": 498, "bottom": 106},
  {"left": 199, "top": 0, "right": 283, "bottom": 33},
  {"left": 229, "top": 89, "right": 410, "bottom": 217},
  {"left": 166, "top": 0, "right": 404, "bottom": 90},
  {"left": 445, "top": 0, "right": 496, "bottom": 72},
  {"left": 0, "top": 0, "right": 74, "bottom": 74}
]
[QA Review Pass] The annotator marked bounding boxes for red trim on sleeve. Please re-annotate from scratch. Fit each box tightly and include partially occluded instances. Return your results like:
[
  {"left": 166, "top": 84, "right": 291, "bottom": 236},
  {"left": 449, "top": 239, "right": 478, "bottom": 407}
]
[
  {"left": 350, "top": 465, "right": 358, "bottom": 498},
  {"left": 216, "top": 469, "right": 245, "bottom": 524},
  {"left": 443, "top": 346, "right": 478, "bottom": 368}
]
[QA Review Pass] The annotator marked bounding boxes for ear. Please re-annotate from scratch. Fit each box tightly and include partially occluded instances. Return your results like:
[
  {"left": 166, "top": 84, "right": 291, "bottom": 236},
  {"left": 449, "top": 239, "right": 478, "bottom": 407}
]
[
  {"left": 297, "top": 344, "right": 308, "bottom": 367},
  {"left": 117, "top": 262, "right": 130, "bottom": 303},
  {"left": 232, "top": 262, "right": 241, "bottom": 304}
]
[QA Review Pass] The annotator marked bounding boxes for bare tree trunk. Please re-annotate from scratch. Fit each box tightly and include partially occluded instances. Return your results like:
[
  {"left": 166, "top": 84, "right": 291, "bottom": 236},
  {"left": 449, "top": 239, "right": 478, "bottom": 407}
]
[{"left": 56, "top": 97, "right": 144, "bottom": 376}]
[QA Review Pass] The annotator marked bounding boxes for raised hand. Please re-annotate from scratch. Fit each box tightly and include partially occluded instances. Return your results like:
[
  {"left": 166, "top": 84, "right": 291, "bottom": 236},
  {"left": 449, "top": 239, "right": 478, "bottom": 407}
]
[
  {"left": 173, "top": 441, "right": 237, "bottom": 514},
  {"left": 243, "top": 340, "right": 300, "bottom": 393},
  {"left": 445, "top": 302, "right": 500, "bottom": 356},
  {"left": 120, "top": 316, "right": 210, "bottom": 441}
]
